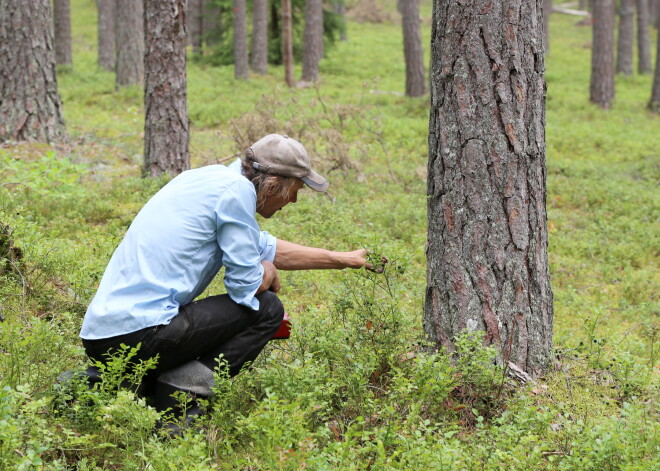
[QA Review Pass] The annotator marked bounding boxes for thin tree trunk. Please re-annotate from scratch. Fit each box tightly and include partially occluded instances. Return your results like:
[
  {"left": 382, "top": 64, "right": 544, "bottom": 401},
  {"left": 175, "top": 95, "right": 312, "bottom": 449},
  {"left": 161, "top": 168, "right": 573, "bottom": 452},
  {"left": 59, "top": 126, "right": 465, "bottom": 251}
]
[
  {"left": 590, "top": 0, "right": 615, "bottom": 108},
  {"left": 202, "top": 0, "right": 220, "bottom": 48},
  {"left": 251, "top": 0, "right": 268, "bottom": 74},
  {"left": 115, "top": 0, "right": 144, "bottom": 88},
  {"left": 97, "top": 0, "right": 116, "bottom": 71},
  {"left": 302, "top": 0, "right": 323, "bottom": 82},
  {"left": 650, "top": 29, "right": 660, "bottom": 112},
  {"left": 282, "top": 0, "right": 294, "bottom": 87},
  {"left": 0, "top": 0, "right": 66, "bottom": 142},
  {"left": 187, "top": 0, "right": 203, "bottom": 54},
  {"left": 426, "top": 0, "right": 553, "bottom": 376},
  {"left": 143, "top": 0, "right": 190, "bottom": 177},
  {"left": 637, "top": 0, "right": 652, "bottom": 74},
  {"left": 234, "top": 0, "right": 249, "bottom": 79},
  {"left": 542, "top": 0, "right": 552, "bottom": 53},
  {"left": 617, "top": 0, "right": 634, "bottom": 75},
  {"left": 53, "top": 0, "right": 73, "bottom": 66},
  {"left": 333, "top": 0, "right": 347, "bottom": 41},
  {"left": 397, "top": 0, "right": 425, "bottom": 97}
]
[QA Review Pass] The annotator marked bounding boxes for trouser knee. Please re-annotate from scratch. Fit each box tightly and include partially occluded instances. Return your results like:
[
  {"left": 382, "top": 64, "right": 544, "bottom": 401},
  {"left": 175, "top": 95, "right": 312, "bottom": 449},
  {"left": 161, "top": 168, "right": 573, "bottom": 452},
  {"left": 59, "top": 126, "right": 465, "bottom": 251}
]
[{"left": 255, "top": 291, "right": 285, "bottom": 325}]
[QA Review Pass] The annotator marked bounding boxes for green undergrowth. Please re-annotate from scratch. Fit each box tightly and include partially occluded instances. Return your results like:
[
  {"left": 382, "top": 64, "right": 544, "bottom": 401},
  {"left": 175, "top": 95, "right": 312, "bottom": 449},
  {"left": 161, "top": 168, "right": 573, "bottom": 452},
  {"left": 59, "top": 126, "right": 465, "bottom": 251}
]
[{"left": 0, "top": 1, "right": 658, "bottom": 469}]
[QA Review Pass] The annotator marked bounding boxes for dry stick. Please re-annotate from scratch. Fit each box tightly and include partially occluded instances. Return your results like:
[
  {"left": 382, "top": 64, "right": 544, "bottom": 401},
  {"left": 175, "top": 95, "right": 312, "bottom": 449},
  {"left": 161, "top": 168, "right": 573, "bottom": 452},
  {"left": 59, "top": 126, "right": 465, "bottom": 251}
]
[{"left": 8, "top": 259, "right": 26, "bottom": 319}]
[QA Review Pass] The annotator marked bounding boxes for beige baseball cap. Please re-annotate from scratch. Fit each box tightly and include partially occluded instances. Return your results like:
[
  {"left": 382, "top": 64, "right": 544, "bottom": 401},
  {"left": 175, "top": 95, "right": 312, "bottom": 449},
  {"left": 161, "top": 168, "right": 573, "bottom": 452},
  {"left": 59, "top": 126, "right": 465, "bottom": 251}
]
[{"left": 246, "top": 134, "right": 329, "bottom": 192}]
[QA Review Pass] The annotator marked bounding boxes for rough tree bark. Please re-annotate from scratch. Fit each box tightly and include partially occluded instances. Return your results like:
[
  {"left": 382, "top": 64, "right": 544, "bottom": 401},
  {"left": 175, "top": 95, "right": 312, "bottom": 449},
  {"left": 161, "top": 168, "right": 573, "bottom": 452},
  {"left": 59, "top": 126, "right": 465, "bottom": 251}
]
[
  {"left": 0, "top": 0, "right": 66, "bottom": 143},
  {"left": 425, "top": 0, "right": 553, "bottom": 376},
  {"left": 302, "top": 0, "right": 324, "bottom": 82},
  {"left": 590, "top": 0, "right": 615, "bottom": 108},
  {"left": 233, "top": 0, "right": 249, "bottom": 79},
  {"left": 53, "top": 0, "right": 73, "bottom": 66},
  {"left": 542, "top": 0, "right": 551, "bottom": 53},
  {"left": 251, "top": 0, "right": 269, "bottom": 74},
  {"left": 187, "top": 0, "right": 203, "bottom": 54},
  {"left": 636, "top": 0, "right": 652, "bottom": 74},
  {"left": 143, "top": 0, "right": 190, "bottom": 177},
  {"left": 282, "top": 0, "right": 294, "bottom": 86},
  {"left": 397, "top": 0, "right": 425, "bottom": 97},
  {"left": 116, "top": 0, "right": 144, "bottom": 88},
  {"left": 650, "top": 29, "right": 660, "bottom": 112},
  {"left": 97, "top": 0, "right": 116, "bottom": 71},
  {"left": 617, "top": 0, "right": 634, "bottom": 75}
]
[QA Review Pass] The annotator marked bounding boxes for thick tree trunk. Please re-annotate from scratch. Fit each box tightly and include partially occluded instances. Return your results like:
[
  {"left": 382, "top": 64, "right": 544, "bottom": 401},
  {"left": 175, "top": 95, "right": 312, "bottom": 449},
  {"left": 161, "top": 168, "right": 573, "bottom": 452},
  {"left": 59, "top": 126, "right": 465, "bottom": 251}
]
[
  {"left": 617, "top": 0, "right": 634, "bottom": 75},
  {"left": 143, "top": 0, "right": 190, "bottom": 177},
  {"left": 97, "top": 0, "right": 116, "bottom": 71},
  {"left": 233, "top": 0, "right": 249, "bottom": 79},
  {"left": 590, "top": 0, "right": 615, "bottom": 108},
  {"left": 187, "top": 0, "right": 203, "bottom": 54},
  {"left": 115, "top": 0, "right": 144, "bottom": 88},
  {"left": 282, "top": 0, "right": 294, "bottom": 86},
  {"left": 302, "top": 0, "right": 323, "bottom": 82},
  {"left": 0, "top": 0, "right": 66, "bottom": 143},
  {"left": 53, "top": 0, "right": 73, "bottom": 66},
  {"left": 650, "top": 31, "right": 660, "bottom": 112},
  {"left": 542, "top": 0, "right": 552, "bottom": 53},
  {"left": 426, "top": 0, "right": 553, "bottom": 376},
  {"left": 637, "top": 0, "right": 652, "bottom": 74},
  {"left": 397, "top": 0, "right": 425, "bottom": 97},
  {"left": 251, "top": 0, "right": 269, "bottom": 74}
]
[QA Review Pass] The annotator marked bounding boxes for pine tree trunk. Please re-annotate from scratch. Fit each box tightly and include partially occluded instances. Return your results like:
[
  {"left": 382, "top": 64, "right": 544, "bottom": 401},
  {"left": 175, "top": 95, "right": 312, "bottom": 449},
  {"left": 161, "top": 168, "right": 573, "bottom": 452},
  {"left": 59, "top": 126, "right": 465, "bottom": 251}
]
[
  {"left": 650, "top": 30, "right": 660, "bottom": 112},
  {"left": 590, "top": 0, "right": 615, "bottom": 108},
  {"left": 115, "top": 0, "right": 144, "bottom": 88},
  {"left": 187, "top": 0, "right": 203, "bottom": 54},
  {"left": 637, "top": 0, "right": 652, "bottom": 74},
  {"left": 425, "top": 0, "right": 553, "bottom": 376},
  {"left": 397, "top": 0, "right": 425, "bottom": 97},
  {"left": 0, "top": 0, "right": 66, "bottom": 143},
  {"left": 97, "top": 0, "right": 116, "bottom": 71},
  {"left": 617, "top": 0, "right": 634, "bottom": 75},
  {"left": 233, "top": 0, "right": 249, "bottom": 79},
  {"left": 143, "top": 0, "right": 190, "bottom": 177},
  {"left": 202, "top": 0, "right": 220, "bottom": 48},
  {"left": 542, "top": 0, "right": 552, "bottom": 53},
  {"left": 302, "top": 0, "right": 323, "bottom": 82},
  {"left": 53, "top": 0, "right": 73, "bottom": 66},
  {"left": 333, "top": 0, "right": 347, "bottom": 41},
  {"left": 282, "top": 0, "right": 294, "bottom": 86},
  {"left": 251, "top": 0, "right": 269, "bottom": 74}
]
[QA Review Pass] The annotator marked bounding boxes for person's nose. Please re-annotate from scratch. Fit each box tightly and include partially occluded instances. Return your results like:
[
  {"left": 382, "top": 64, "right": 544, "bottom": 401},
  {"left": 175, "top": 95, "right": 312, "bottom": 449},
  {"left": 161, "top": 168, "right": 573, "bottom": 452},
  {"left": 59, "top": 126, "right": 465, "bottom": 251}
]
[{"left": 289, "top": 192, "right": 298, "bottom": 203}]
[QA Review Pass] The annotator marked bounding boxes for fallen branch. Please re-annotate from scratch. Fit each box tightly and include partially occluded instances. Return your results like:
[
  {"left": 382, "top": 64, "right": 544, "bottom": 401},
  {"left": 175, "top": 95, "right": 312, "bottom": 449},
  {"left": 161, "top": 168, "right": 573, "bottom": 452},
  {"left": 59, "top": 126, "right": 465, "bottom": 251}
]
[{"left": 552, "top": 7, "right": 591, "bottom": 17}]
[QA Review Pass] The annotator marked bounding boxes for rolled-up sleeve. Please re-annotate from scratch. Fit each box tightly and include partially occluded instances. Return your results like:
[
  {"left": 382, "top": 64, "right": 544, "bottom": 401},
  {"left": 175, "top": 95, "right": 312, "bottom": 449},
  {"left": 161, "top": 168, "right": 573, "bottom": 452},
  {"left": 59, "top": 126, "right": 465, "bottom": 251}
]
[
  {"left": 215, "top": 181, "right": 264, "bottom": 310},
  {"left": 259, "top": 231, "right": 277, "bottom": 262}
]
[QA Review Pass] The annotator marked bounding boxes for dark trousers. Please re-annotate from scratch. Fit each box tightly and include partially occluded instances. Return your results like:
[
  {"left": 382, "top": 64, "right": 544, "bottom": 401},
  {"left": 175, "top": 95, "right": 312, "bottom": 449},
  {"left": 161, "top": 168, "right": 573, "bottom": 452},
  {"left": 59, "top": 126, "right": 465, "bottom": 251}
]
[{"left": 82, "top": 291, "right": 284, "bottom": 390}]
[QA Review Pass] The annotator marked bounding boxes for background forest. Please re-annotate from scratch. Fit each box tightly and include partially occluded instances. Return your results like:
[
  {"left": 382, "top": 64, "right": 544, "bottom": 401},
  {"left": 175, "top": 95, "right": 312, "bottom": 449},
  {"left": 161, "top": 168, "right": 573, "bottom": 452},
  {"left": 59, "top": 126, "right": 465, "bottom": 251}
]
[{"left": 0, "top": 0, "right": 658, "bottom": 469}]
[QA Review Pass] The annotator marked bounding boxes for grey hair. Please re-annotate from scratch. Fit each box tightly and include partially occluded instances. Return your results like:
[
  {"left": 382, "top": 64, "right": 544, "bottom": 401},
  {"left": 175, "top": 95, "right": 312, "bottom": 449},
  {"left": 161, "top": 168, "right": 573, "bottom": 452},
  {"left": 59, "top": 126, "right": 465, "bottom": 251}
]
[{"left": 240, "top": 158, "right": 300, "bottom": 210}]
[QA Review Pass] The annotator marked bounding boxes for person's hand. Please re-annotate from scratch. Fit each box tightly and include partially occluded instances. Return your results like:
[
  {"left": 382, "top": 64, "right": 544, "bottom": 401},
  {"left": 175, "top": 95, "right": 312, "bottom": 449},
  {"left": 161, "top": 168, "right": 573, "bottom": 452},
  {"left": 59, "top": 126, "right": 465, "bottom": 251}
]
[
  {"left": 345, "top": 248, "right": 369, "bottom": 269},
  {"left": 258, "top": 260, "right": 281, "bottom": 293}
]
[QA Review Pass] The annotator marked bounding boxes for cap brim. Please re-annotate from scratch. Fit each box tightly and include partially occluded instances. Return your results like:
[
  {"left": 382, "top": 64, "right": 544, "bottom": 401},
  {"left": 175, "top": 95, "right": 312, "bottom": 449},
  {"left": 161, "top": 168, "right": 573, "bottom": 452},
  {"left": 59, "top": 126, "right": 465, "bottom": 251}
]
[{"left": 301, "top": 170, "right": 329, "bottom": 192}]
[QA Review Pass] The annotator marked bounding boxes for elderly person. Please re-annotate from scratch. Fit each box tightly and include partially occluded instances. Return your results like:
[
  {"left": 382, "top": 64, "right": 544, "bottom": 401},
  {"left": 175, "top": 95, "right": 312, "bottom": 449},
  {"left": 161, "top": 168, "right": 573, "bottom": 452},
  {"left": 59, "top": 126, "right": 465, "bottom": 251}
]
[{"left": 79, "top": 134, "right": 367, "bottom": 428}]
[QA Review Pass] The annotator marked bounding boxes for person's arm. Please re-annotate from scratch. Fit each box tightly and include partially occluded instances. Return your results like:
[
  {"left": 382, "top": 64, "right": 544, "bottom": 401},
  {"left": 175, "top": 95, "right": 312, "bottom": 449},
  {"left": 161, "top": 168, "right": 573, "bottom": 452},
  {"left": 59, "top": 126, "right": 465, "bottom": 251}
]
[{"left": 274, "top": 239, "right": 368, "bottom": 270}]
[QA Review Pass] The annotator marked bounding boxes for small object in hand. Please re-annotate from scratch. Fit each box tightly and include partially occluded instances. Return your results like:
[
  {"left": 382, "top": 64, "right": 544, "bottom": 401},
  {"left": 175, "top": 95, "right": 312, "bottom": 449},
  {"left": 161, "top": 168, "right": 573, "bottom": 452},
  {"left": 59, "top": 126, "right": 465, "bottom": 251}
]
[
  {"left": 367, "top": 255, "right": 388, "bottom": 274},
  {"left": 272, "top": 312, "right": 291, "bottom": 339}
]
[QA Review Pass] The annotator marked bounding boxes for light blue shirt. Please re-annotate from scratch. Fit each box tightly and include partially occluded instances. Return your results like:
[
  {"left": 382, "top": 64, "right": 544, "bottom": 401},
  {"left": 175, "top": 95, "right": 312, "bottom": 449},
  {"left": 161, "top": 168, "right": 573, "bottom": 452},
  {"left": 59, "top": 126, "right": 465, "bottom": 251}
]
[{"left": 80, "top": 160, "right": 276, "bottom": 340}]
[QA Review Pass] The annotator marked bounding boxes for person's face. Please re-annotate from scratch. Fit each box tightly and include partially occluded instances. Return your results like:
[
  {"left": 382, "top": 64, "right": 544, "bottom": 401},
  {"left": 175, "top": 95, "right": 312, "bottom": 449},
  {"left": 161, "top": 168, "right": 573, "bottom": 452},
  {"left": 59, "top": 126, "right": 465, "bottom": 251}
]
[{"left": 257, "top": 180, "right": 305, "bottom": 218}]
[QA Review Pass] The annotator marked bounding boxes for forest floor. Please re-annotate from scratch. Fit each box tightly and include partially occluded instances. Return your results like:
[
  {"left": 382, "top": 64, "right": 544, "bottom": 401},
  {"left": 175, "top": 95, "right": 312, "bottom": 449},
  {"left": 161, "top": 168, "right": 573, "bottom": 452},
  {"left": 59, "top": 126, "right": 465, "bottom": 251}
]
[{"left": 0, "top": 1, "right": 658, "bottom": 469}]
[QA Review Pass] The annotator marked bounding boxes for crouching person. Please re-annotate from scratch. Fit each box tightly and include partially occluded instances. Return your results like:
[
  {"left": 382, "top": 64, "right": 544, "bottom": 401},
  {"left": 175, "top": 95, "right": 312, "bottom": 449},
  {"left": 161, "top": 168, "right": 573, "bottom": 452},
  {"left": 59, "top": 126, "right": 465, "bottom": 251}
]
[{"left": 79, "top": 134, "right": 368, "bottom": 433}]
